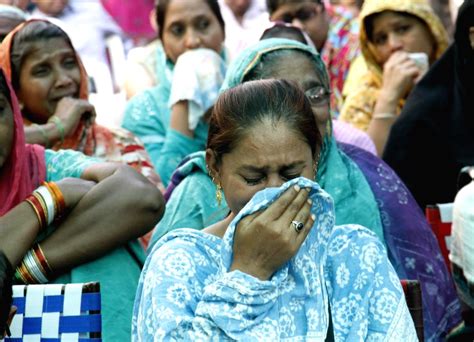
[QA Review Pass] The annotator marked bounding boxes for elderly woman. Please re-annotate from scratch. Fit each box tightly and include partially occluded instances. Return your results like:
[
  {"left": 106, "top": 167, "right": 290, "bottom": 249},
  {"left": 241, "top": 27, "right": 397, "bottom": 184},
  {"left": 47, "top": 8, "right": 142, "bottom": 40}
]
[
  {"left": 133, "top": 78, "right": 417, "bottom": 340},
  {"left": 122, "top": 0, "right": 228, "bottom": 186},
  {"left": 151, "top": 38, "right": 461, "bottom": 340},
  {"left": 0, "top": 20, "right": 163, "bottom": 192},
  {"left": 340, "top": 0, "right": 449, "bottom": 155}
]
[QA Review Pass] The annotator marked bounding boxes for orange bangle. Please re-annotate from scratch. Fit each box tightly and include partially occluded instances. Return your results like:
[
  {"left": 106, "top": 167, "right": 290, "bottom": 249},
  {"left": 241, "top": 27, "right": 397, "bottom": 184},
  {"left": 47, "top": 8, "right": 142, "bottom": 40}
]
[
  {"left": 44, "top": 181, "right": 66, "bottom": 219},
  {"left": 18, "top": 261, "right": 36, "bottom": 284}
]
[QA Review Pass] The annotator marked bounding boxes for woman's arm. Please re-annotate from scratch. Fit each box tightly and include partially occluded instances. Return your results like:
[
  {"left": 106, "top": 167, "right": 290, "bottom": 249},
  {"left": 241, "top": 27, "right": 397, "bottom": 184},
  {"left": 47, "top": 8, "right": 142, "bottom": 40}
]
[{"left": 41, "top": 163, "right": 165, "bottom": 277}]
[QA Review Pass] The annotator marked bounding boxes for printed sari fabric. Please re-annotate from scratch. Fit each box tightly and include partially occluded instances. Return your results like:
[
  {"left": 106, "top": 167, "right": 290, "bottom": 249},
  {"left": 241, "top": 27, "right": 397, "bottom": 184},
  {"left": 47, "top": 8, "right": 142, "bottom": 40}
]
[
  {"left": 339, "top": 0, "right": 449, "bottom": 131},
  {"left": 0, "top": 19, "right": 163, "bottom": 191},
  {"left": 134, "top": 178, "right": 417, "bottom": 340},
  {"left": 153, "top": 38, "right": 461, "bottom": 340}
]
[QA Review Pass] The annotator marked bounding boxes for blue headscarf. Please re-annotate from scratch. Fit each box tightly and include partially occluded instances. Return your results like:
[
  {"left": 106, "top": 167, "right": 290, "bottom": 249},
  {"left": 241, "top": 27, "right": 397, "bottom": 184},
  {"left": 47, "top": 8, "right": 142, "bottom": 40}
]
[{"left": 220, "top": 38, "right": 384, "bottom": 242}]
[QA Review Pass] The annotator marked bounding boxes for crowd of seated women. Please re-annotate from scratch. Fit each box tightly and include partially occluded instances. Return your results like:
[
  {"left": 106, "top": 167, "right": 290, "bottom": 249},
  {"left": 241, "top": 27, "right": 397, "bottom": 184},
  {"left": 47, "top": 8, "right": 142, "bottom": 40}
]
[{"left": 1, "top": 0, "right": 473, "bottom": 340}]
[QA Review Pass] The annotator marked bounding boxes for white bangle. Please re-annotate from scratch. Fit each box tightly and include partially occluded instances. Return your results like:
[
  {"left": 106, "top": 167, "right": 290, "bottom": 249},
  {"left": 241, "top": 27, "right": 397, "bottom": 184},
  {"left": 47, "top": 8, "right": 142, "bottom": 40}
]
[
  {"left": 373, "top": 113, "right": 397, "bottom": 120},
  {"left": 35, "top": 185, "right": 55, "bottom": 226}
]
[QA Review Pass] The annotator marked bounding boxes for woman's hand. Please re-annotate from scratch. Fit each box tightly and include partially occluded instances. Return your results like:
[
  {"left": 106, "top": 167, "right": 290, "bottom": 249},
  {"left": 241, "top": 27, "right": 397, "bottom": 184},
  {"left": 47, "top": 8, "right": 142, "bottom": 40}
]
[
  {"left": 230, "top": 185, "right": 315, "bottom": 280},
  {"left": 56, "top": 178, "right": 96, "bottom": 209},
  {"left": 48, "top": 98, "right": 96, "bottom": 137},
  {"left": 380, "top": 51, "right": 421, "bottom": 101}
]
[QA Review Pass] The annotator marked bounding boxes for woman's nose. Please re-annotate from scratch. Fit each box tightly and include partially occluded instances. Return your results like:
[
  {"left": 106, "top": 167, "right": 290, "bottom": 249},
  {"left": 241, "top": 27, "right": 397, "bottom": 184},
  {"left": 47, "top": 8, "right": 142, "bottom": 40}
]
[
  {"left": 267, "top": 175, "right": 284, "bottom": 188},
  {"left": 387, "top": 32, "right": 403, "bottom": 53},
  {"left": 184, "top": 30, "right": 202, "bottom": 49},
  {"left": 54, "top": 70, "right": 73, "bottom": 88}
]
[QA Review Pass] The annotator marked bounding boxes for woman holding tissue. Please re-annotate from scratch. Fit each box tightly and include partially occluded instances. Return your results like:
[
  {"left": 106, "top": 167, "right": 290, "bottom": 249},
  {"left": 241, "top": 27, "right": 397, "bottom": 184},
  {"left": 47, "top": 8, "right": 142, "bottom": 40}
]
[
  {"left": 132, "top": 79, "right": 418, "bottom": 341},
  {"left": 383, "top": 0, "right": 474, "bottom": 209},
  {"left": 122, "top": 0, "right": 227, "bottom": 186},
  {"left": 339, "top": 0, "right": 448, "bottom": 155}
]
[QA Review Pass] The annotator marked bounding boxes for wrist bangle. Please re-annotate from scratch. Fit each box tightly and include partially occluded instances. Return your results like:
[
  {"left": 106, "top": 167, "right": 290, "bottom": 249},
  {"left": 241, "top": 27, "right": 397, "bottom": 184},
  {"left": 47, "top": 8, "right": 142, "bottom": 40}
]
[
  {"left": 50, "top": 116, "right": 65, "bottom": 143},
  {"left": 33, "top": 124, "right": 50, "bottom": 148},
  {"left": 35, "top": 185, "right": 56, "bottom": 226},
  {"left": 373, "top": 113, "right": 397, "bottom": 120}
]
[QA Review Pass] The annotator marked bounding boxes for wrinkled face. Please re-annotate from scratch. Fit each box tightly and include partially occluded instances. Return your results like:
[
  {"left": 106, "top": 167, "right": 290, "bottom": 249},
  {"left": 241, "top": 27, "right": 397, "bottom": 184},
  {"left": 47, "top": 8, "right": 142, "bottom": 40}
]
[
  {"left": 210, "top": 120, "right": 315, "bottom": 215},
  {"left": 470, "top": 26, "right": 474, "bottom": 50},
  {"left": 17, "top": 37, "right": 80, "bottom": 123},
  {"left": 33, "top": 0, "right": 69, "bottom": 16},
  {"left": 0, "top": 92, "right": 14, "bottom": 170},
  {"left": 270, "top": 1, "right": 328, "bottom": 50},
  {"left": 225, "top": 0, "right": 251, "bottom": 17},
  {"left": 161, "top": 0, "right": 225, "bottom": 63},
  {"left": 260, "top": 52, "right": 330, "bottom": 136},
  {"left": 370, "top": 11, "right": 436, "bottom": 65}
]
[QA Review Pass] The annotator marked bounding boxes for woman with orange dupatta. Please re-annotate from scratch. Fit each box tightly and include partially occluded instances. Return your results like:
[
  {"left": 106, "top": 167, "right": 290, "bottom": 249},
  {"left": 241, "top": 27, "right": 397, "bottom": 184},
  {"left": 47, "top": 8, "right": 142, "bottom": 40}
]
[{"left": 0, "top": 19, "right": 164, "bottom": 194}]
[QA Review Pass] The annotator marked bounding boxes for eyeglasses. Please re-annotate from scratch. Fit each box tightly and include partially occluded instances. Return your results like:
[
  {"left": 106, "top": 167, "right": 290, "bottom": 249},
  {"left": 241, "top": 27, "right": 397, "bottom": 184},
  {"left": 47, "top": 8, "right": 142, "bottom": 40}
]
[
  {"left": 278, "top": 6, "right": 318, "bottom": 24},
  {"left": 305, "top": 86, "right": 331, "bottom": 106}
]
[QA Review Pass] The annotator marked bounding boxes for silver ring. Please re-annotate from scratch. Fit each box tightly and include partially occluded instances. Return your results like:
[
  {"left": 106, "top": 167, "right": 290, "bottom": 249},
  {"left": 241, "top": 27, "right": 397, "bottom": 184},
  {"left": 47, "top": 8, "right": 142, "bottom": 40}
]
[{"left": 292, "top": 220, "right": 304, "bottom": 232}]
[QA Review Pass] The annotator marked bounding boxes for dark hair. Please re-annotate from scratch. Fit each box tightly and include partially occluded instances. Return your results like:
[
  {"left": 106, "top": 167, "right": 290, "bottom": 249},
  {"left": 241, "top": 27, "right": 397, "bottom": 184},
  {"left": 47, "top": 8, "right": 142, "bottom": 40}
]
[
  {"left": 207, "top": 79, "right": 321, "bottom": 164},
  {"left": 242, "top": 48, "right": 329, "bottom": 89},
  {"left": 266, "top": 0, "right": 322, "bottom": 15},
  {"left": 155, "top": 0, "right": 225, "bottom": 40},
  {"left": 0, "top": 70, "right": 11, "bottom": 104},
  {"left": 365, "top": 10, "right": 429, "bottom": 43},
  {"left": 260, "top": 24, "right": 308, "bottom": 44},
  {"left": 10, "top": 20, "right": 73, "bottom": 91},
  {"left": 0, "top": 251, "right": 13, "bottom": 338}
]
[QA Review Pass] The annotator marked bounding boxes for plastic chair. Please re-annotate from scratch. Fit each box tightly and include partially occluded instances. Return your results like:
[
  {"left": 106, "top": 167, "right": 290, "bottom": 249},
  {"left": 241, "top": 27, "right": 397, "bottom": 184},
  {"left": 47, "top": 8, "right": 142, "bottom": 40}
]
[
  {"left": 401, "top": 279, "right": 424, "bottom": 341},
  {"left": 426, "top": 204, "right": 453, "bottom": 269},
  {"left": 3, "top": 282, "right": 101, "bottom": 341}
]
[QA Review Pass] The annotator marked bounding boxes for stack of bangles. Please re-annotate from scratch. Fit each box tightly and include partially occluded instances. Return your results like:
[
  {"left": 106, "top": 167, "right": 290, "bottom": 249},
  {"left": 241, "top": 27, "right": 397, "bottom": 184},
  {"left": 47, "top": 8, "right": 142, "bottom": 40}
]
[{"left": 15, "top": 182, "right": 65, "bottom": 284}]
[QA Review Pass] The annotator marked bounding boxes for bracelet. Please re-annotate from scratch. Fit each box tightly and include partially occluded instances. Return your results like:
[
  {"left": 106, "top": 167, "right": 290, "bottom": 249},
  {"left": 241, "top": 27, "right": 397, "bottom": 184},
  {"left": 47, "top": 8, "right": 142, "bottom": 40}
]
[
  {"left": 25, "top": 194, "right": 47, "bottom": 231},
  {"left": 372, "top": 112, "right": 397, "bottom": 120},
  {"left": 35, "top": 185, "right": 55, "bottom": 226},
  {"left": 33, "top": 123, "right": 50, "bottom": 148},
  {"left": 14, "top": 245, "right": 52, "bottom": 284},
  {"left": 50, "top": 116, "right": 65, "bottom": 143},
  {"left": 44, "top": 182, "right": 66, "bottom": 219}
]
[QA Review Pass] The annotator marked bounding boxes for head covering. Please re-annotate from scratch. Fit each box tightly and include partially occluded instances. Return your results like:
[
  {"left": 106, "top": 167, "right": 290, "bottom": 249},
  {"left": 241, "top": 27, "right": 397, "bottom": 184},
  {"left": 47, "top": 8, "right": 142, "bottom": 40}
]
[
  {"left": 340, "top": 0, "right": 449, "bottom": 131},
  {"left": 0, "top": 68, "right": 45, "bottom": 216},
  {"left": 0, "top": 19, "right": 96, "bottom": 155},
  {"left": 220, "top": 38, "right": 384, "bottom": 242},
  {"left": 359, "top": 0, "right": 449, "bottom": 85},
  {"left": 383, "top": 0, "right": 474, "bottom": 208}
]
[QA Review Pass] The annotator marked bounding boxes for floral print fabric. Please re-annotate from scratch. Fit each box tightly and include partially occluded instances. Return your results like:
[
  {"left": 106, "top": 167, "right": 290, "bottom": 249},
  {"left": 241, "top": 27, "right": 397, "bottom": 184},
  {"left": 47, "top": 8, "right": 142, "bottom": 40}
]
[{"left": 133, "top": 178, "right": 417, "bottom": 340}]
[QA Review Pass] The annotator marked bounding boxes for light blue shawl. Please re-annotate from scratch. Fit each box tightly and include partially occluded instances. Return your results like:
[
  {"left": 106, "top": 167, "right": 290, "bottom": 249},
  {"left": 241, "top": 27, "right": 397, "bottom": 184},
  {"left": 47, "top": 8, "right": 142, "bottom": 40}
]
[{"left": 134, "top": 178, "right": 416, "bottom": 340}]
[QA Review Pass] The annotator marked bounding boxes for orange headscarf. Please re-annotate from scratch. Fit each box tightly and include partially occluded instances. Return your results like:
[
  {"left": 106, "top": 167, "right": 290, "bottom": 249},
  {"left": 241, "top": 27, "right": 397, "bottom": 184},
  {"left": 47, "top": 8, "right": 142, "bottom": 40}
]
[{"left": 0, "top": 19, "right": 102, "bottom": 156}]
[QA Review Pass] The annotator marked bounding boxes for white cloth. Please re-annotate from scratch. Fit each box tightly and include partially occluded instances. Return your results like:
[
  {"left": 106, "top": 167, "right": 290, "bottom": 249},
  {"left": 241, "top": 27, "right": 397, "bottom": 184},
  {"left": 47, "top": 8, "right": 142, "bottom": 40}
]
[
  {"left": 168, "top": 48, "right": 227, "bottom": 130},
  {"left": 219, "top": 0, "right": 270, "bottom": 61},
  {"left": 450, "top": 180, "right": 474, "bottom": 283}
]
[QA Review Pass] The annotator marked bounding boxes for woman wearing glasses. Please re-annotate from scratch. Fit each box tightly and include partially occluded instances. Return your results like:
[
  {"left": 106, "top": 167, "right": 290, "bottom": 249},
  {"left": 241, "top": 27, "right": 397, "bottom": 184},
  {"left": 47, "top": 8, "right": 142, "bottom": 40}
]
[
  {"left": 150, "top": 38, "right": 461, "bottom": 340},
  {"left": 267, "top": 0, "right": 360, "bottom": 117}
]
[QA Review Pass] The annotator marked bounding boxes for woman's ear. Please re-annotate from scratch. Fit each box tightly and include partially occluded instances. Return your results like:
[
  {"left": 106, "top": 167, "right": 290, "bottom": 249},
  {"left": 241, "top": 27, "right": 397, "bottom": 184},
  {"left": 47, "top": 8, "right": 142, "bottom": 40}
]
[
  {"left": 149, "top": 8, "right": 158, "bottom": 33},
  {"left": 205, "top": 148, "right": 220, "bottom": 182}
]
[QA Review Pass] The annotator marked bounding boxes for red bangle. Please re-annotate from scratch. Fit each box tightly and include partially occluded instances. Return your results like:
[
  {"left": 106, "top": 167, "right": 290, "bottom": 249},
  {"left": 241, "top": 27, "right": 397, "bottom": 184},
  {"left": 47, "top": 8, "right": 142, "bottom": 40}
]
[
  {"left": 25, "top": 194, "right": 46, "bottom": 231},
  {"left": 44, "top": 181, "right": 66, "bottom": 220},
  {"left": 34, "top": 243, "right": 53, "bottom": 276}
]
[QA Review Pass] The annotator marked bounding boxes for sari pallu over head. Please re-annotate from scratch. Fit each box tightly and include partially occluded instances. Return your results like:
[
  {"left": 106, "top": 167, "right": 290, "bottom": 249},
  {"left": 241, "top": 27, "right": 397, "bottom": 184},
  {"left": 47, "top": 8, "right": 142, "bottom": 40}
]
[
  {"left": 0, "top": 19, "right": 111, "bottom": 156},
  {"left": 221, "top": 38, "right": 461, "bottom": 340},
  {"left": 0, "top": 68, "right": 45, "bottom": 216}
]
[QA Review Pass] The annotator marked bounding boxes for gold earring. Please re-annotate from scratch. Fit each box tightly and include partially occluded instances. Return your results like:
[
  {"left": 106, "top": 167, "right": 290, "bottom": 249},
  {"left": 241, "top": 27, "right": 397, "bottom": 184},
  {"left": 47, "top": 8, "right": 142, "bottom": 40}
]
[{"left": 216, "top": 183, "right": 222, "bottom": 206}]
